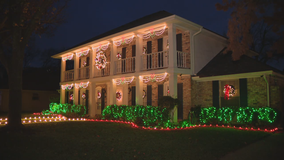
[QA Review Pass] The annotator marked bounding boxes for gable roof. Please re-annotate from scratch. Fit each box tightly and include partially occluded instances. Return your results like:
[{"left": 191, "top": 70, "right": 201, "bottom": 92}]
[
  {"left": 63, "top": 11, "right": 174, "bottom": 52},
  {"left": 196, "top": 48, "right": 283, "bottom": 77}
]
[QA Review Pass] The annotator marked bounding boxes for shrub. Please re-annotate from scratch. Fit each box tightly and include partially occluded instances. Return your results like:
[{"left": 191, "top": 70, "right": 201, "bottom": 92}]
[{"left": 42, "top": 103, "right": 87, "bottom": 117}]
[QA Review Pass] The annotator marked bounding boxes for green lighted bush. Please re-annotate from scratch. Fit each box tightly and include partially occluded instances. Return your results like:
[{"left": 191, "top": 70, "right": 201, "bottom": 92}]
[
  {"left": 197, "top": 106, "right": 278, "bottom": 126},
  {"left": 102, "top": 105, "right": 170, "bottom": 127},
  {"left": 42, "top": 103, "right": 87, "bottom": 117}
]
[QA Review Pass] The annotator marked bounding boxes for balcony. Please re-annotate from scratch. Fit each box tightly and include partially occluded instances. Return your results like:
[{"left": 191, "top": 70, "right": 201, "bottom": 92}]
[
  {"left": 177, "top": 51, "right": 190, "bottom": 69},
  {"left": 141, "top": 51, "right": 168, "bottom": 71},
  {"left": 93, "top": 62, "right": 110, "bottom": 77},
  {"left": 114, "top": 57, "right": 135, "bottom": 75},
  {"left": 78, "top": 67, "right": 90, "bottom": 80},
  {"left": 64, "top": 70, "right": 74, "bottom": 82}
]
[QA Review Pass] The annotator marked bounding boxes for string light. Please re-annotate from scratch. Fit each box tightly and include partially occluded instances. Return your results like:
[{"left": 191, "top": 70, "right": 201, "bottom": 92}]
[
  {"left": 138, "top": 26, "right": 166, "bottom": 39},
  {"left": 62, "top": 54, "right": 74, "bottom": 61},
  {"left": 76, "top": 49, "right": 90, "bottom": 57},
  {"left": 75, "top": 81, "right": 90, "bottom": 89},
  {"left": 92, "top": 43, "right": 110, "bottom": 52},
  {"left": 142, "top": 73, "right": 167, "bottom": 83},
  {"left": 115, "top": 76, "right": 134, "bottom": 85},
  {"left": 61, "top": 83, "right": 74, "bottom": 90},
  {"left": 113, "top": 36, "right": 134, "bottom": 46}
]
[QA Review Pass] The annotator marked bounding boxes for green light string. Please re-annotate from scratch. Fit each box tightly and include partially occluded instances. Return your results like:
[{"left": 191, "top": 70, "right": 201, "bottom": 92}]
[{"left": 44, "top": 103, "right": 87, "bottom": 117}]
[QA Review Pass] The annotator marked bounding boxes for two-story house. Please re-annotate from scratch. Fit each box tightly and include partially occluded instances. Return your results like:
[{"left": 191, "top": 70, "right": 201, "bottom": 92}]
[{"left": 51, "top": 11, "right": 284, "bottom": 121}]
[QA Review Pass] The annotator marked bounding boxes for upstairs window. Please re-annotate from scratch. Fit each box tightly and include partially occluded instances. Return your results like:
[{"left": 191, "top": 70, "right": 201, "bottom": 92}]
[
  {"left": 158, "top": 38, "right": 163, "bottom": 52},
  {"left": 147, "top": 41, "right": 152, "bottom": 54},
  {"left": 132, "top": 45, "right": 136, "bottom": 57},
  {"left": 176, "top": 33, "right": 182, "bottom": 51},
  {"left": 122, "top": 47, "right": 126, "bottom": 59}
]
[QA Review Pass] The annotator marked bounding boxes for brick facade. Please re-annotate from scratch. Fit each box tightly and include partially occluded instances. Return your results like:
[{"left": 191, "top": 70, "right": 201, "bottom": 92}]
[{"left": 191, "top": 80, "right": 213, "bottom": 108}]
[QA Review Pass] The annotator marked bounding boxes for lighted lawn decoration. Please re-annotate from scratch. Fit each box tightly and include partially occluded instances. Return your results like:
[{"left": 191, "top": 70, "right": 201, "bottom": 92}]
[
  {"left": 223, "top": 84, "right": 235, "bottom": 100},
  {"left": 116, "top": 91, "right": 122, "bottom": 101},
  {"left": 42, "top": 103, "right": 87, "bottom": 117},
  {"left": 95, "top": 51, "right": 107, "bottom": 70}
]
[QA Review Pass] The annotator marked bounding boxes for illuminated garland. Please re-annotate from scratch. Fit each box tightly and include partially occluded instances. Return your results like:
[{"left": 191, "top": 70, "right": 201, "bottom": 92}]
[
  {"left": 95, "top": 51, "right": 107, "bottom": 70},
  {"left": 143, "top": 73, "right": 167, "bottom": 83},
  {"left": 138, "top": 26, "right": 166, "bottom": 39},
  {"left": 62, "top": 54, "right": 74, "bottom": 61},
  {"left": 82, "top": 93, "right": 86, "bottom": 100},
  {"left": 115, "top": 77, "right": 134, "bottom": 85},
  {"left": 92, "top": 43, "right": 110, "bottom": 52},
  {"left": 75, "top": 82, "right": 89, "bottom": 89},
  {"left": 116, "top": 91, "right": 122, "bottom": 101},
  {"left": 76, "top": 49, "right": 90, "bottom": 57},
  {"left": 223, "top": 84, "right": 235, "bottom": 100},
  {"left": 61, "top": 84, "right": 74, "bottom": 90},
  {"left": 113, "top": 36, "right": 134, "bottom": 46},
  {"left": 142, "top": 90, "right": 146, "bottom": 99},
  {"left": 116, "top": 52, "right": 122, "bottom": 60}
]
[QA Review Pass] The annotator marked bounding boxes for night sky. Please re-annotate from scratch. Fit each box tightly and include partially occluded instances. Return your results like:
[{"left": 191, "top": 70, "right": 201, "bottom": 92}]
[
  {"left": 36, "top": 0, "right": 231, "bottom": 50},
  {"left": 34, "top": 0, "right": 283, "bottom": 71}
]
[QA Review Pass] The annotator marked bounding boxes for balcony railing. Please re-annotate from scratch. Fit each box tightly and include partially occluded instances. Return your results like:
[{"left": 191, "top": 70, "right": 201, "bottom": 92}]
[
  {"left": 93, "top": 62, "right": 110, "bottom": 77},
  {"left": 141, "top": 51, "right": 168, "bottom": 71},
  {"left": 114, "top": 57, "right": 135, "bottom": 75},
  {"left": 78, "top": 66, "right": 90, "bottom": 80},
  {"left": 64, "top": 70, "right": 74, "bottom": 82},
  {"left": 177, "top": 51, "right": 190, "bottom": 68}
]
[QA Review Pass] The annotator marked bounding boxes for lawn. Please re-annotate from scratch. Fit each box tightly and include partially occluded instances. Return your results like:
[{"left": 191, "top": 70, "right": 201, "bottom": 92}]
[{"left": 0, "top": 121, "right": 270, "bottom": 160}]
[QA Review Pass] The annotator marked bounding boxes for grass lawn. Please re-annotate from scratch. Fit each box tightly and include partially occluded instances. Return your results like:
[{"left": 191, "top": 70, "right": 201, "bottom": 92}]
[{"left": 0, "top": 121, "right": 270, "bottom": 160}]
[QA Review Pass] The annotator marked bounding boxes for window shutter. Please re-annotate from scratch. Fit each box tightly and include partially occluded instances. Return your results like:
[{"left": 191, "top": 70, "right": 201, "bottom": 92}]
[
  {"left": 158, "top": 38, "right": 163, "bottom": 52},
  {"left": 132, "top": 45, "right": 136, "bottom": 57},
  {"left": 122, "top": 47, "right": 126, "bottom": 59},
  {"left": 147, "top": 41, "right": 152, "bottom": 54},
  {"left": 147, "top": 85, "right": 152, "bottom": 106},
  {"left": 239, "top": 78, "right": 248, "bottom": 107},
  {"left": 212, "top": 81, "right": 219, "bottom": 108},
  {"left": 79, "top": 59, "right": 81, "bottom": 68},
  {"left": 131, "top": 86, "right": 136, "bottom": 106},
  {"left": 66, "top": 91, "right": 69, "bottom": 104},
  {"left": 178, "top": 83, "right": 183, "bottom": 119},
  {"left": 176, "top": 33, "right": 182, "bottom": 51},
  {"left": 158, "top": 84, "right": 163, "bottom": 106},
  {"left": 86, "top": 90, "right": 89, "bottom": 114}
]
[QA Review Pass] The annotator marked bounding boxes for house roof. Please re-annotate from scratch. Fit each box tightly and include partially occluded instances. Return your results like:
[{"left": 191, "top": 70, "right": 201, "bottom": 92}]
[
  {"left": 0, "top": 67, "right": 60, "bottom": 91},
  {"left": 60, "top": 11, "right": 174, "bottom": 53},
  {"left": 196, "top": 48, "right": 283, "bottom": 78}
]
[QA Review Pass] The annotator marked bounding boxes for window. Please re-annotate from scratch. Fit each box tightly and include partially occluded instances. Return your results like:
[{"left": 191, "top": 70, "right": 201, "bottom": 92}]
[
  {"left": 32, "top": 93, "right": 39, "bottom": 100},
  {"left": 147, "top": 41, "right": 152, "bottom": 53},
  {"left": 176, "top": 33, "right": 182, "bottom": 51},
  {"left": 132, "top": 45, "right": 136, "bottom": 57},
  {"left": 220, "top": 80, "right": 240, "bottom": 107},
  {"left": 158, "top": 38, "right": 163, "bottom": 52}
]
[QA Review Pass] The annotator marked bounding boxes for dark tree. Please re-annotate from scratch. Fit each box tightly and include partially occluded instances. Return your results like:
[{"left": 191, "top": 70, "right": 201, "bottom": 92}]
[{"left": 0, "top": 0, "right": 69, "bottom": 131}]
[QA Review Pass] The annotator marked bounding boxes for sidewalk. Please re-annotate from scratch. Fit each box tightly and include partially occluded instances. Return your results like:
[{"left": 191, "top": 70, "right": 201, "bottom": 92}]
[{"left": 220, "top": 131, "right": 284, "bottom": 160}]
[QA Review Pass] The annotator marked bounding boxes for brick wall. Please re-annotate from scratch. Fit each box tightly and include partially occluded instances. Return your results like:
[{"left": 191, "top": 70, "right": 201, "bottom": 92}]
[
  {"left": 247, "top": 77, "right": 267, "bottom": 107},
  {"left": 191, "top": 80, "right": 213, "bottom": 107}
]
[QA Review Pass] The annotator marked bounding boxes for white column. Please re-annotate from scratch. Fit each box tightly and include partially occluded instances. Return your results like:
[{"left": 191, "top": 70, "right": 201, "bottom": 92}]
[
  {"left": 168, "top": 23, "right": 177, "bottom": 69},
  {"left": 106, "top": 82, "right": 111, "bottom": 106},
  {"left": 89, "top": 48, "right": 94, "bottom": 79},
  {"left": 74, "top": 53, "right": 79, "bottom": 80},
  {"left": 109, "top": 79, "right": 117, "bottom": 105},
  {"left": 60, "top": 87, "right": 66, "bottom": 104},
  {"left": 110, "top": 42, "right": 117, "bottom": 75},
  {"left": 73, "top": 86, "right": 78, "bottom": 105},
  {"left": 61, "top": 59, "right": 66, "bottom": 82},
  {"left": 135, "top": 76, "right": 144, "bottom": 105},
  {"left": 89, "top": 82, "right": 96, "bottom": 117},
  {"left": 169, "top": 71, "right": 177, "bottom": 98},
  {"left": 135, "top": 36, "right": 143, "bottom": 72}
]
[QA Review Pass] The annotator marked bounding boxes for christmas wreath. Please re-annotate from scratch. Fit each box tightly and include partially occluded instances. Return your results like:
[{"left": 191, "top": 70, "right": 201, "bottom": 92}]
[
  {"left": 116, "top": 91, "right": 122, "bottom": 101},
  {"left": 223, "top": 84, "right": 235, "bottom": 100},
  {"left": 82, "top": 93, "right": 86, "bottom": 100},
  {"left": 69, "top": 94, "right": 73, "bottom": 100},
  {"left": 97, "top": 91, "right": 101, "bottom": 99},
  {"left": 116, "top": 52, "right": 122, "bottom": 60},
  {"left": 142, "top": 90, "right": 146, "bottom": 99},
  {"left": 95, "top": 51, "right": 107, "bottom": 70}
]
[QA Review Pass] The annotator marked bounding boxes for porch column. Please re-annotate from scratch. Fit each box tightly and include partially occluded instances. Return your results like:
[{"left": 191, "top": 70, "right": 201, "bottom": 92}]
[
  {"left": 73, "top": 85, "right": 78, "bottom": 105},
  {"left": 109, "top": 79, "right": 117, "bottom": 105},
  {"left": 89, "top": 47, "right": 94, "bottom": 78},
  {"left": 168, "top": 23, "right": 177, "bottom": 69},
  {"left": 61, "top": 58, "right": 66, "bottom": 82},
  {"left": 74, "top": 52, "right": 79, "bottom": 80},
  {"left": 136, "top": 75, "right": 144, "bottom": 105},
  {"left": 110, "top": 42, "right": 117, "bottom": 75},
  {"left": 89, "top": 82, "right": 96, "bottom": 117},
  {"left": 135, "top": 36, "right": 143, "bottom": 72},
  {"left": 60, "top": 86, "right": 66, "bottom": 104}
]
